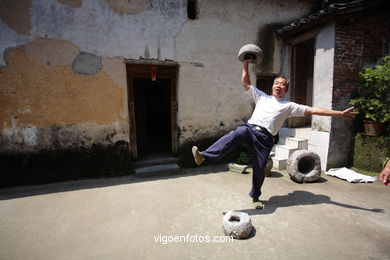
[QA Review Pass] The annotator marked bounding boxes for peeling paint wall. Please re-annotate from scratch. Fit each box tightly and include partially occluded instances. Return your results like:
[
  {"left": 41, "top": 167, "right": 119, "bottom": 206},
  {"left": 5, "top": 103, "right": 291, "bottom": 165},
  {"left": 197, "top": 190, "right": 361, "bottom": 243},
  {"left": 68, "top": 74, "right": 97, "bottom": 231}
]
[
  {"left": 57, "top": 0, "right": 82, "bottom": 8},
  {"left": 0, "top": 0, "right": 188, "bottom": 66},
  {"left": 0, "top": 0, "right": 188, "bottom": 154},
  {"left": 105, "top": 0, "right": 149, "bottom": 14},
  {"left": 0, "top": 0, "right": 32, "bottom": 35},
  {"left": 0, "top": 45, "right": 128, "bottom": 152},
  {"left": 25, "top": 37, "right": 79, "bottom": 67}
]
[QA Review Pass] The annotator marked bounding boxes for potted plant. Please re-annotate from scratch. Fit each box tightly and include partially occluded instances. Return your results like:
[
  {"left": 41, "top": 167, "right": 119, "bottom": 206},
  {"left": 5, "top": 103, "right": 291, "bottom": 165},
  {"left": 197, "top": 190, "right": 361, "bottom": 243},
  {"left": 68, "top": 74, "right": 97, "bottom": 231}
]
[{"left": 349, "top": 56, "right": 390, "bottom": 136}]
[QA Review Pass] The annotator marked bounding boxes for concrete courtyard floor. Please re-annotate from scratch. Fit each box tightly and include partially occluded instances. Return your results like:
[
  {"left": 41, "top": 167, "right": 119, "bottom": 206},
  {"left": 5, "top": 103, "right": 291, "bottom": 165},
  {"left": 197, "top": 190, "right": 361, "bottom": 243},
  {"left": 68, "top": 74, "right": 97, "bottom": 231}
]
[{"left": 0, "top": 165, "right": 389, "bottom": 260}]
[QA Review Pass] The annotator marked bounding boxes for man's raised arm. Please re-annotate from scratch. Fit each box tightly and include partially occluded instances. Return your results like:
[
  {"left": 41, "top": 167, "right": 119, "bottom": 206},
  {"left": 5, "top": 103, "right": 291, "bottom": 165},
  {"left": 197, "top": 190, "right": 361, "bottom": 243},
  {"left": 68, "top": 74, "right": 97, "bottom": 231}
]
[{"left": 242, "top": 59, "right": 251, "bottom": 91}]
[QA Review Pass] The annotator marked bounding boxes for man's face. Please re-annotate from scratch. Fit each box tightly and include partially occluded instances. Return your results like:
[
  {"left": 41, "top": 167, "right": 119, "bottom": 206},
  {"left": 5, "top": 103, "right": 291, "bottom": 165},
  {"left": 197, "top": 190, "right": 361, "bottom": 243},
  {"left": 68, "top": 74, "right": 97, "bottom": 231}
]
[{"left": 272, "top": 77, "right": 288, "bottom": 98}]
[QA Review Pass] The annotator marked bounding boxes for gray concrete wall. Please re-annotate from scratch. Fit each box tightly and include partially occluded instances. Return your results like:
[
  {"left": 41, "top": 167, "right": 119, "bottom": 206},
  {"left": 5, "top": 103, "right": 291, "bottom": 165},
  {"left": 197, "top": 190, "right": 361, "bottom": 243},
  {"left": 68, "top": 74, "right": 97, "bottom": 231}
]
[
  {"left": 280, "top": 42, "right": 292, "bottom": 101},
  {"left": 311, "top": 23, "right": 336, "bottom": 169},
  {"left": 312, "top": 23, "right": 335, "bottom": 132}
]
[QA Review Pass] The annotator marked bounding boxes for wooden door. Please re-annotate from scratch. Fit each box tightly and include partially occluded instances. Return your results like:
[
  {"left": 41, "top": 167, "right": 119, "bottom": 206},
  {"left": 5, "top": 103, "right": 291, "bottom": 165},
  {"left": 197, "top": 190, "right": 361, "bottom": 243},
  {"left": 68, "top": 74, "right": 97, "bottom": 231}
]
[
  {"left": 126, "top": 63, "right": 179, "bottom": 159},
  {"left": 289, "top": 39, "right": 315, "bottom": 127}
]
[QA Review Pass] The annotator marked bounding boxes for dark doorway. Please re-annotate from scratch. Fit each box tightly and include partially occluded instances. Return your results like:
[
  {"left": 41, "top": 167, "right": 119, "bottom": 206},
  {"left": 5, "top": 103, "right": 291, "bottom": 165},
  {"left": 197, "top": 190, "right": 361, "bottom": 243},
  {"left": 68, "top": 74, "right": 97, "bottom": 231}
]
[
  {"left": 126, "top": 63, "right": 178, "bottom": 160},
  {"left": 289, "top": 38, "right": 315, "bottom": 127},
  {"left": 134, "top": 78, "right": 171, "bottom": 154}
]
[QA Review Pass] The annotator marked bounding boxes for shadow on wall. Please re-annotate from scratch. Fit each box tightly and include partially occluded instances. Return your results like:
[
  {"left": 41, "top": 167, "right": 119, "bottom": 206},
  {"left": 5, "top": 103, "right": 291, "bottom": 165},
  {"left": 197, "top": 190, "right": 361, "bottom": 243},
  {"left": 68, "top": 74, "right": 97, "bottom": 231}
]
[{"left": 256, "top": 22, "right": 285, "bottom": 73}]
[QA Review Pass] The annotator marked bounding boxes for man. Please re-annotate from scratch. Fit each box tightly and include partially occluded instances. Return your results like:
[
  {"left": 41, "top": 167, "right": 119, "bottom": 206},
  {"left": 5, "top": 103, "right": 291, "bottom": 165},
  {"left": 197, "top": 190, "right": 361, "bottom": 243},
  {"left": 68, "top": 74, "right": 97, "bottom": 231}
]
[{"left": 192, "top": 59, "right": 356, "bottom": 209}]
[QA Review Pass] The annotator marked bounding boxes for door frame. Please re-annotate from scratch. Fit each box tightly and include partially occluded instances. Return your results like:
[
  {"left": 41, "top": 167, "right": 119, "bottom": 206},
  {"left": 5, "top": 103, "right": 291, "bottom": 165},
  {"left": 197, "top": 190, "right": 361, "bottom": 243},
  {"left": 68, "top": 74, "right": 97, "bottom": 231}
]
[
  {"left": 289, "top": 37, "right": 315, "bottom": 128},
  {"left": 288, "top": 30, "right": 317, "bottom": 103},
  {"left": 125, "top": 60, "right": 179, "bottom": 159}
]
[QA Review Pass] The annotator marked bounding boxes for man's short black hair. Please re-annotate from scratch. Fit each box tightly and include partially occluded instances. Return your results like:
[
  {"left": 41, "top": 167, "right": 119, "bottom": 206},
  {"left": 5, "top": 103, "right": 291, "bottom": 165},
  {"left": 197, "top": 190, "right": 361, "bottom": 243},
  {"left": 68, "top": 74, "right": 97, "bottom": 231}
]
[{"left": 274, "top": 75, "right": 289, "bottom": 88}]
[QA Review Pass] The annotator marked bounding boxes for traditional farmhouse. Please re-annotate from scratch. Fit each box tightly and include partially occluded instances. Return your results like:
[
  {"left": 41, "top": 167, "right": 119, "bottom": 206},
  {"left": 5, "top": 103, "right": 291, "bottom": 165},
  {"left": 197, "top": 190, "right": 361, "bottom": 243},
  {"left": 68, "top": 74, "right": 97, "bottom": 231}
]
[{"left": 1, "top": 0, "right": 388, "bottom": 185}]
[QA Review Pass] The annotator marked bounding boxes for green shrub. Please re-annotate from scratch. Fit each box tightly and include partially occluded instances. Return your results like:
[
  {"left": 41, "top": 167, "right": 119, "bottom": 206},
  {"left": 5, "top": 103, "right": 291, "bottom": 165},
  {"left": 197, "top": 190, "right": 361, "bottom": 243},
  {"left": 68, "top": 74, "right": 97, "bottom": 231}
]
[
  {"left": 349, "top": 56, "right": 390, "bottom": 123},
  {"left": 353, "top": 133, "right": 390, "bottom": 172}
]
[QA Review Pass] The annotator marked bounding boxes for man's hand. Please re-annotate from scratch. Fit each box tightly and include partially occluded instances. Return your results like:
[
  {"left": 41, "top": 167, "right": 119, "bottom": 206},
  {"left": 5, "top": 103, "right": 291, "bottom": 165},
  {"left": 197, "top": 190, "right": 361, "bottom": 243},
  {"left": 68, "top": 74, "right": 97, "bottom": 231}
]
[
  {"left": 379, "top": 160, "right": 390, "bottom": 185},
  {"left": 243, "top": 58, "right": 252, "bottom": 66},
  {"left": 340, "top": 107, "right": 356, "bottom": 120}
]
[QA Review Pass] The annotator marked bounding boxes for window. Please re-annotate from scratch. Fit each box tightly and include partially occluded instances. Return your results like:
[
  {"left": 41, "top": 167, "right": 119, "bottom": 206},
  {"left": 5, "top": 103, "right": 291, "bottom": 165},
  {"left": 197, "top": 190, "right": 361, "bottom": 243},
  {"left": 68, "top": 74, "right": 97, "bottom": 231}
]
[{"left": 256, "top": 75, "right": 276, "bottom": 95}]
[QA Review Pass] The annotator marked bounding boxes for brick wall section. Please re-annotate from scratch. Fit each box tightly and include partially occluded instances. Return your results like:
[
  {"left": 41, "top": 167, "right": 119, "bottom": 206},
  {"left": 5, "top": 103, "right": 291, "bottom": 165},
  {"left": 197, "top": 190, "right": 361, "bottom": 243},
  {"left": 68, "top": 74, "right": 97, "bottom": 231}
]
[
  {"left": 333, "top": 11, "right": 390, "bottom": 108},
  {"left": 327, "top": 9, "right": 389, "bottom": 169}
]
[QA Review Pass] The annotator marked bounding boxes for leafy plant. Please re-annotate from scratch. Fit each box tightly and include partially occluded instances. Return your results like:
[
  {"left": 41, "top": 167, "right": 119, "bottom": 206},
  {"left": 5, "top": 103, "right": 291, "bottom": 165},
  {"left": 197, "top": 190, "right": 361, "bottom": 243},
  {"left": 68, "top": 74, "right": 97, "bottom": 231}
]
[
  {"left": 349, "top": 56, "right": 390, "bottom": 123},
  {"left": 236, "top": 151, "right": 252, "bottom": 164}
]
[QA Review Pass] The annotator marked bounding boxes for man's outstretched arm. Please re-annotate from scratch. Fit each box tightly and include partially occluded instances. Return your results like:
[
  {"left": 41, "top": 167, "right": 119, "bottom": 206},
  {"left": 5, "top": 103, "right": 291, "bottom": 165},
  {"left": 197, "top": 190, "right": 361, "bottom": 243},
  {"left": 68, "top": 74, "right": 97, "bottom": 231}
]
[
  {"left": 305, "top": 106, "right": 356, "bottom": 120},
  {"left": 242, "top": 59, "right": 251, "bottom": 91}
]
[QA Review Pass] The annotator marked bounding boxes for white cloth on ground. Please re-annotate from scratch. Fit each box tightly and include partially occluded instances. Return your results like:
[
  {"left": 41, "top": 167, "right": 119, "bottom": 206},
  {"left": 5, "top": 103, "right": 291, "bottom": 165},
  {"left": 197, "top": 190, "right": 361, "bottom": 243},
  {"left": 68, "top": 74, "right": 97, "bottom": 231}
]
[{"left": 325, "top": 167, "right": 377, "bottom": 183}]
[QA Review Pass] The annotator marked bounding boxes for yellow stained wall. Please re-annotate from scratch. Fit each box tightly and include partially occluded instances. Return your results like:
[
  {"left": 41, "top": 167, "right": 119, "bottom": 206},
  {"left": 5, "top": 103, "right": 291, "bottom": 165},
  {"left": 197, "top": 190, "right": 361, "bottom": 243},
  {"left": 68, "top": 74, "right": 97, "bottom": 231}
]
[{"left": 0, "top": 47, "right": 127, "bottom": 140}]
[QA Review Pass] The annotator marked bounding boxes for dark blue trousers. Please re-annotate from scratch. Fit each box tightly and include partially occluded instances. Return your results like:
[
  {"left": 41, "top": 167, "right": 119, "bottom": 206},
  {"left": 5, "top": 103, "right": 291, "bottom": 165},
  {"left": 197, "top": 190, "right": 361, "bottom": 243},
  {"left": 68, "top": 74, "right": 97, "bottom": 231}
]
[{"left": 201, "top": 123, "right": 274, "bottom": 199}]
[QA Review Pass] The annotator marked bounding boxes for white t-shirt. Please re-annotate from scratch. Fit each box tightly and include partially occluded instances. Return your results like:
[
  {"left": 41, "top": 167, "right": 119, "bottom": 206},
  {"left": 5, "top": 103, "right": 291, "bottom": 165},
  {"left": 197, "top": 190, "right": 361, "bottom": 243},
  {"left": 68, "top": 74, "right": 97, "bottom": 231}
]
[{"left": 246, "top": 85, "right": 307, "bottom": 135}]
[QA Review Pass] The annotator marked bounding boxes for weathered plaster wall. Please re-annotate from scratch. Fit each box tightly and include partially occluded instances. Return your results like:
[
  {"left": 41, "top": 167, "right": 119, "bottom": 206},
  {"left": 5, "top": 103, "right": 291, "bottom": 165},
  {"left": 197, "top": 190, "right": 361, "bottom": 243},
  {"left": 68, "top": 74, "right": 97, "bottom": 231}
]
[
  {"left": 105, "top": 0, "right": 149, "bottom": 14},
  {"left": 25, "top": 37, "right": 79, "bottom": 67},
  {"left": 0, "top": 0, "right": 188, "bottom": 154},
  {"left": 175, "top": 0, "right": 314, "bottom": 143},
  {"left": 0, "top": 0, "right": 188, "bottom": 67},
  {"left": 57, "top": 0, "right": 82, "bottom": 9},
  {"left": 0, "top": 43, "right": 128, "bottom": 153},
  {"left": 312, "top": 23, "right": 335, "bottom": 132},
  {"left": 310, "top": 23, "right": 337, "bottom": 169},
  {"left": 0, "top": 0, "right": 32, "bottom": 35},
  {"left": 30, "top": 0, "right": 186, "bottom": 62},
  {"left": 0, "top": 0, "right": 190, "bottom": 185}
]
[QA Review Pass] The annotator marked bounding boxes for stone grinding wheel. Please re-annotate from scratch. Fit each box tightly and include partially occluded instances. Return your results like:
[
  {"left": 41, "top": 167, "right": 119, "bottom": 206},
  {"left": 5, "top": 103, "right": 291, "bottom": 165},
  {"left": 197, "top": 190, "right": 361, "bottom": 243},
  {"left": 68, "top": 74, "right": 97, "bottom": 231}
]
[
  {"left": 287, "top": 150, "right": 322, "bottom": 183},
  {"left": 237, "top": 44, "right": 263, "bottom": 64},
  {"left": 222, "top": 211, "right": 253, "bottom": 239}
]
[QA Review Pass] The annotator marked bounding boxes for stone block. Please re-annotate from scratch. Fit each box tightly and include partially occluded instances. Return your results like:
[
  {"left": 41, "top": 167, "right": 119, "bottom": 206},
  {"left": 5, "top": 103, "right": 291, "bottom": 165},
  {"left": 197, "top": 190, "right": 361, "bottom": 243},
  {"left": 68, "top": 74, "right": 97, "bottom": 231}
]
[{"left": 286, "top": 137, "right": 308, "bottom": 149}]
